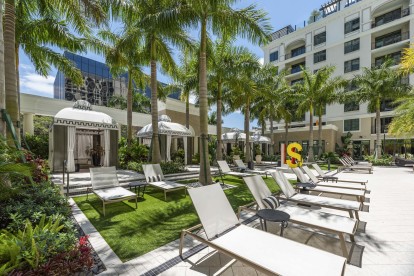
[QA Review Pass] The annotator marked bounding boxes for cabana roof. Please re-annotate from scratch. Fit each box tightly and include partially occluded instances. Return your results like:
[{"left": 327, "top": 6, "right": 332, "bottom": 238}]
[
  {"left": 222, "top": 132, "right": 247, "bottom": 142},
  {"left": 53, "top": 100, "right": 118, "bottom": 129},
  {"left": 136, "top": 115, "right": 192, "bottom": 137},
  {"left": 252, "top": 136, "right": 271, "bottom": 144}
]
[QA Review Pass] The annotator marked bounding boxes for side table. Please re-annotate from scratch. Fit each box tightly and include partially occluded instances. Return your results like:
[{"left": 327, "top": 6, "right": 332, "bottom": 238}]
[
  {"left": 257, "top": 209, "right": 290, "bottom": 237},
  {"left": 129, "top": 181, "right": 147, "bottom": 198}
]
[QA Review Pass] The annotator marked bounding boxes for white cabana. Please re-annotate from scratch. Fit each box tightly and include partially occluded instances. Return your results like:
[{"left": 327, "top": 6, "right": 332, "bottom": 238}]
[
  {"left": 221, "top": 128, "right": 247, "bottom": 143},
  {"left": 136, "top": 115, "right": 192, "bottom": 164},
  {"left": 49, "top": 100, "right": 119, "bottom": 172},
  {"left": 251, "top": 135, "right": 271, "bottom": 144}
]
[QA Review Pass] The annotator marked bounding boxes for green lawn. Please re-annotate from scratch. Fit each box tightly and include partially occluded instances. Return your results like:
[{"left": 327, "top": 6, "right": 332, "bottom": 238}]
[
  {"left": 317, "top": 163, "right": 339, "bottom": 171},
  {"left": 73, "top": 175, "right": 280, "bottom": 262}
]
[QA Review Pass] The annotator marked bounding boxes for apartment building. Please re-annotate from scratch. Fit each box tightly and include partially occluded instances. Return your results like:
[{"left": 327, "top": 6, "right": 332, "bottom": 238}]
[{"left": 262, "top": 0, "right": 414, "bottom": 158}]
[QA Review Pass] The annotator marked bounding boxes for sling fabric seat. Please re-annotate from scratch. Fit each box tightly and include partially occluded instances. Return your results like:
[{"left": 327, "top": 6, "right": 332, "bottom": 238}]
[
  {"left": 217, "top": 160, "right": 253, "bottom": 178},
  {"left": 302, "top": 166, "right": 367, "bottom": 191},
  {"left": 312, "top": 163, "right": 367, "bottom": 185},
  {"left": 339, "top": 158, "right": 372, "bottom": 174},
  {"left": 180, "top": 184, "right": 346, "bottom": 276},
  {"left": 243, "top": 175, "right": 357, "bottom": 259},
  {"left": 292, "top": 167, "right": 365, "bottom": 203},
  {"left": 234, "top": 159, "right": 269, "bottom": 177},
  {"left": 142, "top": 164, "right": 186, "bottom": 201},
  {"left": 271, "top": 170, "right": 361, "bottom": 220},
  {"left": 89, "top": 167, "right": 137, "bottom": 216},
  {"left": 343, "top": 155, "right": 372, "bottom": 166}
]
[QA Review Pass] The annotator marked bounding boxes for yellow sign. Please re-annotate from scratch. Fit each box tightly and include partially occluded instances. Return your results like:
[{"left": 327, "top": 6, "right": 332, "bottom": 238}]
[{"left": 286, "top": 143, "right": 303, "bottom": 168}]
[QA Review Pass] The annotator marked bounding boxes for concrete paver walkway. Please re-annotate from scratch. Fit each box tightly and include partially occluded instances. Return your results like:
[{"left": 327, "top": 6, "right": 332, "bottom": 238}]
[{"left": 71, "top": 166, "right": 414, "bottom": 275}]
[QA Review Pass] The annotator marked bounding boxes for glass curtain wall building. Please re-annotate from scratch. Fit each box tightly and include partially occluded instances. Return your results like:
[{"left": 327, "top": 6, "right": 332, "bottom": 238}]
[{"left": 54, "top": 52, "right": 181, "bottom": 107}]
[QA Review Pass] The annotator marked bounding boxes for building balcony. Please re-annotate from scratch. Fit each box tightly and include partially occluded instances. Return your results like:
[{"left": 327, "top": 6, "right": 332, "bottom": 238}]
[
  {"left": 372, "top": 8, "right": 410, "bottom": 29},
  {"left": 285, "top": 46, "right": 306, "bottom": 60},
  {"left": 372, "top": 31, "right": 409, "bottom": 50},
  {"left": 371, "top": 51, "right": 402, "bottom": 68}
]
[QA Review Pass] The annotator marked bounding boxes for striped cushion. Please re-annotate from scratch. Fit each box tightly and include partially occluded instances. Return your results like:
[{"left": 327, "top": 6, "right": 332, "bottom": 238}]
[{"left": 262, "top": 195, "right": 279, "bottom": 209}]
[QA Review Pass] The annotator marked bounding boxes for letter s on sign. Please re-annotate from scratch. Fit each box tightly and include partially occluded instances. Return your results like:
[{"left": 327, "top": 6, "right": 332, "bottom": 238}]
[{"left": 286, "top": 143, "right": 303, "bottom": 168}]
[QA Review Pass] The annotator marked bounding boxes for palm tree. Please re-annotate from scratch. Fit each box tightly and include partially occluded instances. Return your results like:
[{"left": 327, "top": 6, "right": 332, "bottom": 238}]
[
  {"left": 127, "top": 0, "right": 193, "bottom": 164},
  {"left": 227, "top": 51, "right": 262, "bottom": 164},
  {"left": 96, "top": 29, "right": 147, "bottom": 146},
  {"left": 294, "top": 66, "right": 342, "bottom": 161},
  {"left": 313, "top": 66, "right": 347, "bottom": 156},
  {"left": 0, "top": 0, "right": 5, "bottom": 137},
  {"left": 350, "top": 60, "right": 411, "bottom": 158},
  {"left": 171, "top": 1, "right": 271, "bottom": 184},
  {"left": 252, "top": 68, "right": 290, "bottom": 155},
  {"left": 388, "top": 90, "right": 414, "bottom": 136}
]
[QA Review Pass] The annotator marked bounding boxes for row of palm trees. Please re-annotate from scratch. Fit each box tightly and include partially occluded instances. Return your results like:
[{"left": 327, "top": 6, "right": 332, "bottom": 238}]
[{"left": 0, "top": 0, "right": 412, "bottom": 186}]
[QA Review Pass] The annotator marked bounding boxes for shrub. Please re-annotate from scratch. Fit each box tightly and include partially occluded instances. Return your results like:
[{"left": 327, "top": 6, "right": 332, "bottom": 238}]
[
  {"left": 0, "top": 215, "right": 77, "bottom": 273},
  {"left": 319, "top": 152, "right": 340, "bottom": 164},
  {"left": 25, "top": 134, "right": 49, "bottom": 160},
  {"left": 364, "top": 154, "right": 393, "bottom": 166},
  {"left": 118, "top": 138, "right": 149, "bottom": 168},
  {"left": 171, "top": 149, "right": 185, "bottom": 162},
  {"left": 126, "top": 161, "right": 143, "bottom": 173},
  {"left": 160, "top": 161, "right": 186, "bottom": 174},
  {"left": 262, "top": 155, "right": 280, "bottom": 162}
]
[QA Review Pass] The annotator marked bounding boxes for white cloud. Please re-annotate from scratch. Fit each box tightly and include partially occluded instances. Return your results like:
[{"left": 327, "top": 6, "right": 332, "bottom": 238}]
[{"left": 20, "top": 73, "right": 55, "bottom": 98}]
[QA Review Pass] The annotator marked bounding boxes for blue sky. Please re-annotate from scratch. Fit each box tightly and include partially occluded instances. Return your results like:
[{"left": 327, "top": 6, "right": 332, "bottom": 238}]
[{"left": 19, "top": 0, "right": 328, "bottom": 130}]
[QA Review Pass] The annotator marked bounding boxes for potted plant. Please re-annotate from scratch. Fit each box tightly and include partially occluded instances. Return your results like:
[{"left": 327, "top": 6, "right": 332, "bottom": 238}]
[
  {"left": 87, "top": 145, "right": 105, "bottom": 166},
  {"left": 232, "top": 146, "right": 241, "bottom": 160},
  {"left": 255, "top": 145, "right": 262, "bottom": 164}
]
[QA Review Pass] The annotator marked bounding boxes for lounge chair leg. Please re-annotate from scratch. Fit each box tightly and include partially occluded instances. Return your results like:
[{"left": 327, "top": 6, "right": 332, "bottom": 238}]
[
  {"left": 339, "top": 233, "right": 349, "bottom": 261},
  {"left": 354, "top": 211, "right": 360, "bottom": 221},
  {"left": 348, "top": 210, "right": 354, "bottom": 219},
  {"left": 350, "top": 235, "right": 355, "bottom": 243},
  {"left": 179, "top": 230, "right": 186, "bottom": 259}
]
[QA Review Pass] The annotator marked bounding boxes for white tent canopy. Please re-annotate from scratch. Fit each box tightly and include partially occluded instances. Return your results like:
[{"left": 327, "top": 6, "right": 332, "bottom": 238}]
[
  {"left": 49, "top": 100, "right": 118, "bottom": 172},
  {"left": 136, "top": 115, "right": 192, "bottom": 164},
  {"left": 251, "top": 135, "right": 271, "bottom": 144},
  {"left": 221, "top": 132, "right": 247, "bottom": 142}
]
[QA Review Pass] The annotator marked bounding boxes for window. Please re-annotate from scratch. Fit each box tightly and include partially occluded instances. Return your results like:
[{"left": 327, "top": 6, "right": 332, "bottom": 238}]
[
  {"left": 291, "top": 62, "right": 305, "bottom": 74},
  {"left": 344, "top": 119, "right": 359, "bottom": 131},
  {"left": 344, "top": 38, "right": 360, "bottom": 54},
  {"left": 270, "top": 51, "right": 278, "bottom": 62},
  {"left": 344, "top": 101, "right": 359, "bottom": 112},
  {"left": 291, "top": 78, "right": 303, "bottom": 85},
  {"left": 314, "top": 32, "right": 326, "bottom": 46},
  {"left": 291, "top": 46, "right": 306, "bottom": 58},
  {"left": 374, "top": 51, "right": 401, "bottom": 67},
  {"left": 374, "top": 8, "right": 401, "bottom": 28},
  {"left": 314, "top": 50, "right": 326, "bottom": 63},
  {"left": 374, "top": 30, "right": 402, "bottom": 49},
  {"left": 373, "top": 117, "right": 393, "bottom": 133},
  {"left": 344, "top": 58, "right": 360, "bottom": 73},
  {"left": 344, "top": 18, "right": 360, "bottom": 34}
]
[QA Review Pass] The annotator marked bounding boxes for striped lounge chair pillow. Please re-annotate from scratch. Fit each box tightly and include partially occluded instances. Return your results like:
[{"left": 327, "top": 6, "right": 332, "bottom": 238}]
[{"left": 262, "top": 195, "right": 280, "bottom": 209}]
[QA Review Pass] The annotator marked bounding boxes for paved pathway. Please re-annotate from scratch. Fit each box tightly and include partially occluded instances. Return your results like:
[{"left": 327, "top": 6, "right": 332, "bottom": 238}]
[{"left": 71, "top": 166, "right": 414, "bottom": 275}]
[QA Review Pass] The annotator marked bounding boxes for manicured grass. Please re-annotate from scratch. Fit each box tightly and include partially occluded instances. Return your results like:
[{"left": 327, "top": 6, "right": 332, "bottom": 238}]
[
  {"left": 317, "top": 163, "right": 339, "bottom": 171},
  {"left": 73, "top": 175, "right": 281, "bottom": 262}
]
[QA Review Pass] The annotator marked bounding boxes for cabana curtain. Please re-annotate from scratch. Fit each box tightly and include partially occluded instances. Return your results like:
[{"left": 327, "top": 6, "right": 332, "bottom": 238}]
[
  {"left": 104, "top": 129, "right": 110, "bottom": 166},
  {"left": 67, "top": 126, "right": 76, "bottom": 172}
]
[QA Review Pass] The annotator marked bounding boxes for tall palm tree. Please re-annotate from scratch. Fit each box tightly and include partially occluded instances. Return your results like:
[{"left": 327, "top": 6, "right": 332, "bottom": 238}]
[
  {"left": 0, "top": 0, "right": 5, "bottom": 137},
  {"left": 350, "top": 60, "right": 410, "bottom": 159},
  {"left": 4, "top": 0, "right": 19, "bottom": 146},
  {"left": 313, "top": 66, "right": 346, "bottom": 156},
  {"left": 126, "top": 0, "right": 193, "bottom": 163},
  {"left": 294, "top": 66, "right": 341, "bottom": 161},
  {"left": 171, "top": 1, "right": 271, "bottom": 184},
  {"left": 227, "top": 51, "right": 262, "bottom": 164},
  {"left": 388, "top": 90, "right": 414, "bottom": 137}
]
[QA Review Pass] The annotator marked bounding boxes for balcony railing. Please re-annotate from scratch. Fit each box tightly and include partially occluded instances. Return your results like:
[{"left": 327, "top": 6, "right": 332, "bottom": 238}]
[
  {"left": 285, "top": 47, "right": 306, "bottom": 60},
  {"left": 291, "top": 64, "right": 305, "bottom": 74},
  {"left": 372, "top": 31, "right": 409, "bottom": 50},
  {"left": 372, "top": 52, "right": 402, "bottom": 68},
  {"left": 372, "top": 8, "right": 410, "bottom": 28}
]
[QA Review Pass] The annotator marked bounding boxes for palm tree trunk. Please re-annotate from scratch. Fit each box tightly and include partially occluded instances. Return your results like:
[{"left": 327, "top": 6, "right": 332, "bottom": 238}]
[
  {"left": 4, "top": 0, "right": 19, "bottom": 146},
  {"left": 308, "top": 105, "right": 314, "bottom": 162},
  {"left": 270, "top": 114, "right": 274, "bottom": 155},
  {"left": 376, "top": 98, "right": 382, "bottom": 159},
  {"left": 244, "top": 100, "right": 250, "bottom": 163},
  {"left": 127, "top": 68, "right": 133, "bottom": 147},
  {"left": 284, "top": 121, "right": 289, "bottom": 147},
  {"left": 0, "top": 0, "right": 6, "bottom": 137},
  {"left": 318, "top": 113, "right": 323, "bottom": 156},
  {"left": 198, "top": 18, "right": 212, "bottom": 185},
  {"left": 185, "top": 91, "right": 189, "bottom": 129},
  {"left": 216, "top": 81, "right": 223, "bottom": 160},
  {"left": 150, "top": 40, "right": 161, "bottom": 163}
]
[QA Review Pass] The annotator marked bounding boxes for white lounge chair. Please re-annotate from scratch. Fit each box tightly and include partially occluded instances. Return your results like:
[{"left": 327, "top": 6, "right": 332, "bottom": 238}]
[
  {"left": 180, "top": 184, "right": 346, "bottom": 276},
  {"left": 343, "top": 155, "right": 372, "bottom": 166},
  {"left": 312, "top": 163, "right": 367, "bottom": 185},
  {"left": 88, "top": 167, "right": 137, "bottom": 216},
  {"left": 142, "top": 164, "right": 186, "bottom": 201},
  {"left": 234, "top": 159, "right": 269, "bottom": 178},
  {"left": 243, "top": 175, "right": 358, "bottom": 260},
  {"left": 217, "top": 160, "right": 254, "bottom": 179},
  {"left": 292, "top": 167, "right": 366, "bottom": 203},
  {"left": 339, "top": 158, "right": 372, "bottom": 174},
  {"left": 272, "top": 170, "right": 362, "bottom": 221},
  {"left": 302, "top": 166, "right": 367, "bottom": 191}
]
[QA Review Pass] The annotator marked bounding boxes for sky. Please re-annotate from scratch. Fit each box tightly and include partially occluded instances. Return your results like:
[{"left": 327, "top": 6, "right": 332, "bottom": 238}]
[{"left": 19, "top": 0, "right": 329, "bottom": 130}]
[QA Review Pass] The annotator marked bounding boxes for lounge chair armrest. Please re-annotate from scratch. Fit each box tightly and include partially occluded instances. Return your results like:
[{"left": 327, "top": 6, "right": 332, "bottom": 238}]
[{"left": 237, "top": 201, "right": 257, "bottom": 218}]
